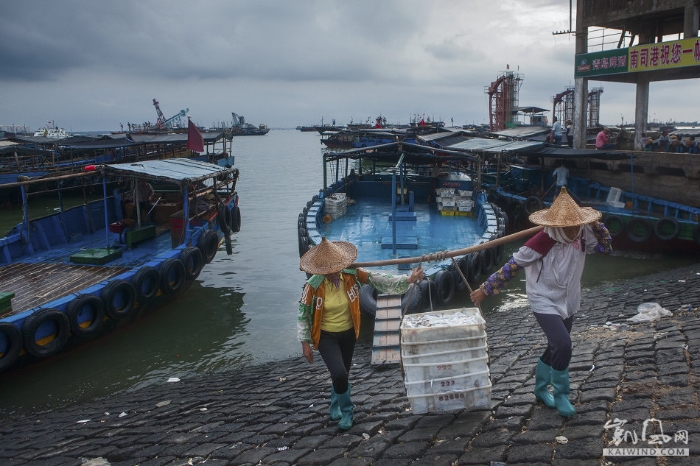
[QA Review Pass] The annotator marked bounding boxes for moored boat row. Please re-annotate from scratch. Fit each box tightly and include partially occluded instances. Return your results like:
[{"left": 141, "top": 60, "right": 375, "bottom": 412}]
[{"left": 0, "top": 158, "right": 242, "bottom": 373}]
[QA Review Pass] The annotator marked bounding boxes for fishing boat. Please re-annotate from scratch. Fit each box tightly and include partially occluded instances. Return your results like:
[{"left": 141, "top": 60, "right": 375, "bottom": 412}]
[
  {"left": 0, "top": 158, "right": 241, "bottom": 373},
  {"left": 298, "top": 142, "right": 508, "bottom": 317},
  {"left": 228, "top": 113, "right": 269, "bottom": 136},
  {"left": 450, "top": 137, "right": 700, "bottom": 254}
]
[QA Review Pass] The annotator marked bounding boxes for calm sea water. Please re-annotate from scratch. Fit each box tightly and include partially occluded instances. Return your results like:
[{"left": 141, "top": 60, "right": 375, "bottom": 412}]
[{"left": 0, "top": 129, "right": 696, "bottom": 420}]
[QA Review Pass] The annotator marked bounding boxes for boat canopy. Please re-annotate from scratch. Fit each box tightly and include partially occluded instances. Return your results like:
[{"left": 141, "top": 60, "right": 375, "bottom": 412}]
[{"left": 100, "top": 158, "right": 236, "bottom": 185}]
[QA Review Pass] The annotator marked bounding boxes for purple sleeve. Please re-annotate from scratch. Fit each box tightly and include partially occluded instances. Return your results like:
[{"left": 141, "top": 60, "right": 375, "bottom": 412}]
[
  {"left": 479, "top": 258, "right": 522, "bottom": 296},
  {"left": 591, "top": 221, "right": 613, "bottom": 254}
]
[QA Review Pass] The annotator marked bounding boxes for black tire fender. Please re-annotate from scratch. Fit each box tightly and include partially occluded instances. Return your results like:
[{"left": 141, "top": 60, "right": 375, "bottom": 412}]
[
  {"left": 101, "top": 280, "right": 137, "bottom": 320},
  {"left": 359, "top": 284, "right": 377, "bottom": 318},
  {"left": 523, "top": 196, "right": 543, "bottom": 215},
  {"left": 160, "top": 258, "right": 187, "bottom": 295},
  {"left": 232, "top": 205, "right": 241, "bottom": 233},
  {"left": 479, "top": 247, "right": 494, "bottom": 274},
  {"left": 180, "top": 247, "right": 204, "bottom": 280},
  {"left": 467, "top": 252, "right": 482, "bottom": 282},
  {"left": 604, "top": 215, "right": 625, "bottom": 238},
  {"left": 197, "top": 230, "right": 219, "bottom": 264},
  {"left": 131, "top": 266, "right": 161, "bottom": 303},
  {"left": 66, "top": 295, "right": 105, "bottom": 338},
  {"left": 418, "top": 279, "right": 438, "bottom": 311},
  {"left": 218, "top": 204, "right": 233, "bottom": 235},
  {"left": 435, "top": 270, "right": 455, "bottom": 305},
  {"left": 654, "top": 216, "right": 680, "bottom": 241},
  {"left": 21, "top": 308, "right": 70, "bottom": 358},
  {"left": 626, "top": 217, "right": 653, "bottom": 243},
  {"left": 0, "top": 322, "right": 22, "bottom": 371},
  {"left": 401, "top": 284, "right": 423, "bottom": 314}
]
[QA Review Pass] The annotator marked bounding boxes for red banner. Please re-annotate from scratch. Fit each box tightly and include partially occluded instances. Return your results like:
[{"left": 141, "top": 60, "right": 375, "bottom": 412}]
[{"left": 187, "top": 119, "right": 204, "bottom": 152}]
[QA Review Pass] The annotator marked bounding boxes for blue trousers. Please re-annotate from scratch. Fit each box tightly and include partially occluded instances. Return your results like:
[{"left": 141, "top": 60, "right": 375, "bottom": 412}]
[
  {"left": 318, "top": 328, "right": 356, "bottom": 394},
  {"left": 534, "top": 313, "right": 574, "bottom": 371}
]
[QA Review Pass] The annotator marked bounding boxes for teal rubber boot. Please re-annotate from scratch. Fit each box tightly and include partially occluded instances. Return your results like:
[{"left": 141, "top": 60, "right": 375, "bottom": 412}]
[
  {"left": 534, "top": 358, "right": 556, "bottom": 409},
  {"left": 329, "top": 387, "right": 342, "bottom": 421},
  {"left": 551, "top": 367, "right": 577, "bottom": 417},
  {"left": 336, "top": 385, "right": 354, "bottom": 431}
]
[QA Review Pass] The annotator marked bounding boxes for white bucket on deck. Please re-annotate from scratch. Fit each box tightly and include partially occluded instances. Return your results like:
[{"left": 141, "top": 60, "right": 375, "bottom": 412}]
[{"left": 400, "top": 308, "right": 491, "bottom": 414}]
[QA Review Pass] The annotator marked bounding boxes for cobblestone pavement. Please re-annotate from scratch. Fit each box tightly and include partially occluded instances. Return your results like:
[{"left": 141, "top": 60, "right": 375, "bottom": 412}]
[{"left": 1, "top": 264, "right": 699, "bottom": 466}]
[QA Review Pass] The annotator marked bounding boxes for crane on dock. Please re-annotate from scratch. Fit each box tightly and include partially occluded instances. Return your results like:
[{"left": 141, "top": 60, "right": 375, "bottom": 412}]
[{"left": 153, "top": 98, "right": 189, "bottom": 129}]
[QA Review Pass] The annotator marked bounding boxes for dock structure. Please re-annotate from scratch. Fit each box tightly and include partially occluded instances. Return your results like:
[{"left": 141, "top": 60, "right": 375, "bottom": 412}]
[{"left": 573, "top": 0, "right": 700, "bottom": 150}]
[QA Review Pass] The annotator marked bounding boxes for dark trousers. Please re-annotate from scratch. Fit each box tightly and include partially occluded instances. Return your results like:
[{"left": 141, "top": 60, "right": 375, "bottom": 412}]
[
  {"left": 534, "top": 313, "right": 574, "bottom": 371},
  {"left": 318, "top": 328, "right": 356, "bottom": 394}
]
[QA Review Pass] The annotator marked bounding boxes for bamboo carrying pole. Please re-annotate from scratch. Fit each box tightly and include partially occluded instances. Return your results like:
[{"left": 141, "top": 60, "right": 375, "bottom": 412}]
[{"left": 350, "top": 225, "right": 543, "bottom": 268}]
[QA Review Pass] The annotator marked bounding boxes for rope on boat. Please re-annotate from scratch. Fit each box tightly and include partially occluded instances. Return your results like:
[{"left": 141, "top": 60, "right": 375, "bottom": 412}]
[{"left": 350, "top": 225, "right": 544, "bottom": 268}]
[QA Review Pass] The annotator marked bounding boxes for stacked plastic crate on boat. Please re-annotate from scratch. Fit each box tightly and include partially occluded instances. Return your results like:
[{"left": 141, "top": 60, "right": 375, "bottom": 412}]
[
  {"left": 455, "top": 189, "right": 474, "bottom": 217},
  {"left": 324, "top": 193, "right": 347, "bottom": 220},
  {"left": 400, "top": 308, "right": 491, "bottom": 414},
  {"left": 435, "top": 188, "right": 456, "bottom": 216}
]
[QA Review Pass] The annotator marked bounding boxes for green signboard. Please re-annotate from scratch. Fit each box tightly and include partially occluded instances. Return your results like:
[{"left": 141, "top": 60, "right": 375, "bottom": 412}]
[{"left": 575, "top": 48, "right": 629, "bottom": 77}]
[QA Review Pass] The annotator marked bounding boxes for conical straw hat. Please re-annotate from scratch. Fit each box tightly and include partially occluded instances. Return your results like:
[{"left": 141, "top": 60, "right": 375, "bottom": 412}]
[
  {"left": 529, "top": 187, "right": 601, "bottom": 227},
  {"left": 299, "top": 237, "right": 358, "bottom": 275}
]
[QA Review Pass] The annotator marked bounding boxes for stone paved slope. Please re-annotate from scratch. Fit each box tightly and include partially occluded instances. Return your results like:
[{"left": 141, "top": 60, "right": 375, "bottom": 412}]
[{"left": 1, "top": 264, "right": 699, "bottom": 465}]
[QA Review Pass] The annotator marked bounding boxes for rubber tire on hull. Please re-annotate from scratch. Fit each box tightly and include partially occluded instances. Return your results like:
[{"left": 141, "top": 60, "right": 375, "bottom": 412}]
[
  {"left": 198, "top": 230, "right": 219, "bottom": 264},
  {"left": 359, "top": 284, "right": 377, "bottom": 318},
  {"left": 653, "top": 217, "right": 680, "bottom": 241},
  {"left": 66, "top": 295, "right": 105, "bottom": 339},
  {"left": 0, "top": 322, "right": 22, "bottom": 372},
  {"left": 435, "top": 270, "right": 455, "bottom": 305},
  {"left": 467, "top": 252, "right": 482, "bottom": 283},
  {"left": 479, "top": 248, "right": 494, "bottom": 275},
  {"left": 180, "top": 247, "right": 204, "bottom": 280},
  {"left": 453, "top": 261, "right": 466, "bottom": 291},
  {"left": 102, "top": 280, "right": 137, "bottom": 320},
  {"left": 131, "top": 266, "right": 161, "bottom": 304},
  {"left": 419, "top": 279, "right": 438, "bottom": 311},
  {"left": 160, "top": 258, "right": 187, "bottom": 295},
  {"left": 218, "top": 204, "right": 233, "bottom": 235},
  {"left": 401, "top": 284, "right": 423, "bottom": 314},
  {"left": 458, "top": 256, "right": 471, "bottom": 285},
  {"left": 604, "top": 215, "right": 625, "bottom": 238},
  {"left": 231, "top": 205, "right": 241, "bottom": 233},
  {"left": 523, "top": 196, "right": 544, "bottom": 215},
  {"left": 21, "top": 309, "right": 70, "bottom": 359},
  {"left": 626, "top": 217, "right": 653, "bottom": 243}
]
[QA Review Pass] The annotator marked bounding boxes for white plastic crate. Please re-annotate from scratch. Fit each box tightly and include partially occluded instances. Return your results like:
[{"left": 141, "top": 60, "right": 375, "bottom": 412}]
[
  {"left": 438, "top": 188, "right": 455, "bottom": 198},
  {"left": 400, "top": 308, "right": 491, "bottom": 413},
  {"left": 458, "top": 190, "right": 473, "bottom": 198},
  {"left": 406, "top": 383, "right": 492, "bottom": 414},
  {"left": 456, "top": 200, "right": 474, "bottom": 208},
  {"left": 606, "top": 187, "right": 622, "bottom": 204},
  {"left": 441, "top": 199, "right": 456, "bottom": 207}
]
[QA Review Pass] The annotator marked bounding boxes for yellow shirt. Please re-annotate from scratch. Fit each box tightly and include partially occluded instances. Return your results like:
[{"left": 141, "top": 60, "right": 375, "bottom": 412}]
[{"left": 320, "top": 277, "right": 353, "bottom": 332}]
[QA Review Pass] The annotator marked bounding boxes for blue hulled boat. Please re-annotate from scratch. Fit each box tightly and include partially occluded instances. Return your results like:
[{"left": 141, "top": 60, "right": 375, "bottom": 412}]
[
  {"left": 0, "top": 158, "right": 241, "bottom": 373},
  {"left": 298, "top": 142, "right": 508, "bottom": 315}
]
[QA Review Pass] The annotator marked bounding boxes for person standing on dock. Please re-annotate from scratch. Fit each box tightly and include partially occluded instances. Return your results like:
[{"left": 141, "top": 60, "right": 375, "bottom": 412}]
[
  {"left": 298, "top": 237, "right": 423, "bottom": 431},
  {"left": 549, "top": 117, "right": 562, "bottom": 145},
  {"left": 470, "top": 188, "right": 612, "bottom": 417}
]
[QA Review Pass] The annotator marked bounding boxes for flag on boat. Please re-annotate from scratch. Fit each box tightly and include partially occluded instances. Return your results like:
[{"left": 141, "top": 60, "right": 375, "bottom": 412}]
[{"left": 187, "top": 118, "right": 204, "bottom": 152}]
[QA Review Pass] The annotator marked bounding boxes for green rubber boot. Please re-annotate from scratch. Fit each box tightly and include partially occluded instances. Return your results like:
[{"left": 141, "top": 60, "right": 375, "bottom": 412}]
[
  {"left": 533, "top": 358, "right": 556, "bottom": 409},
  {"left": 551, "top": 367, "right": 577, "bottom": 417},
  {"left": 336, "top": 385, "right": 354, "bottom": 431},
  {"left": 329, "top": 387, "right": 342, "bottom": 421}
]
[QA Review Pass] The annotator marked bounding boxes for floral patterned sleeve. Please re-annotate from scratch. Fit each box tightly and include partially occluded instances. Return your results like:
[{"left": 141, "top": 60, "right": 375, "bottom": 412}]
[
  {"left": 590, "top": 221, "right": 613, "bottom": 254},
  {"left": 357, "top": 268, "right": 411, "bottom": 295},
  {"left": 479, "top": 258, "right": 522, "bottom": 297},
  {"left": 297, "top": 283, "right": 314, "bottom": 343}
]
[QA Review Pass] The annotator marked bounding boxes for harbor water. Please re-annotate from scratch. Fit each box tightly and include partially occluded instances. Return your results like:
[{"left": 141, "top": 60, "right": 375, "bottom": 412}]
[{"left": 0, "top": 129, "right": 697, "bottom": 421}]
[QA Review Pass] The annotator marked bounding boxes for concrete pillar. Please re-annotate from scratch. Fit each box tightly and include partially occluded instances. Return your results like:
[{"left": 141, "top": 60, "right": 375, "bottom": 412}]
[
  {"left": 634, "top": 75, "right": 649, "bottom": 150},
  {"left": 574, "top": 78, "right": 588, "bottom": 149},
  {"left": 574, "top": 2, "right": 588, "bottom": 149},
  {"left": 684, "top": 4, "right": 699, "bottom": 37}
]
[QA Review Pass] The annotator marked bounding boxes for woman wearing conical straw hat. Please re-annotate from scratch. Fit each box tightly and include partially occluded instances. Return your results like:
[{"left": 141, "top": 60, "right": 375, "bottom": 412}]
[
  {"left": 298, "top": 237, "right": 423, "bottom": 431},
  {"left": 471, "top": 187, "right": 612, "bottom": 417}
]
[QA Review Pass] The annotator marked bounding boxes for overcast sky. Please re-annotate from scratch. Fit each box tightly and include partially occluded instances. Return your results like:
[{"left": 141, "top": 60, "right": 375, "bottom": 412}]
[{"left": 1, "top": 0, "right": 696, "bottom": 132}]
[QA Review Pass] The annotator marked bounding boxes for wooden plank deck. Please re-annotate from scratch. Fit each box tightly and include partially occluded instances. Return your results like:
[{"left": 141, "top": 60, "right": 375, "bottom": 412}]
[{"left": 0, "top": 262, "right": 129, "bottom": 317}]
